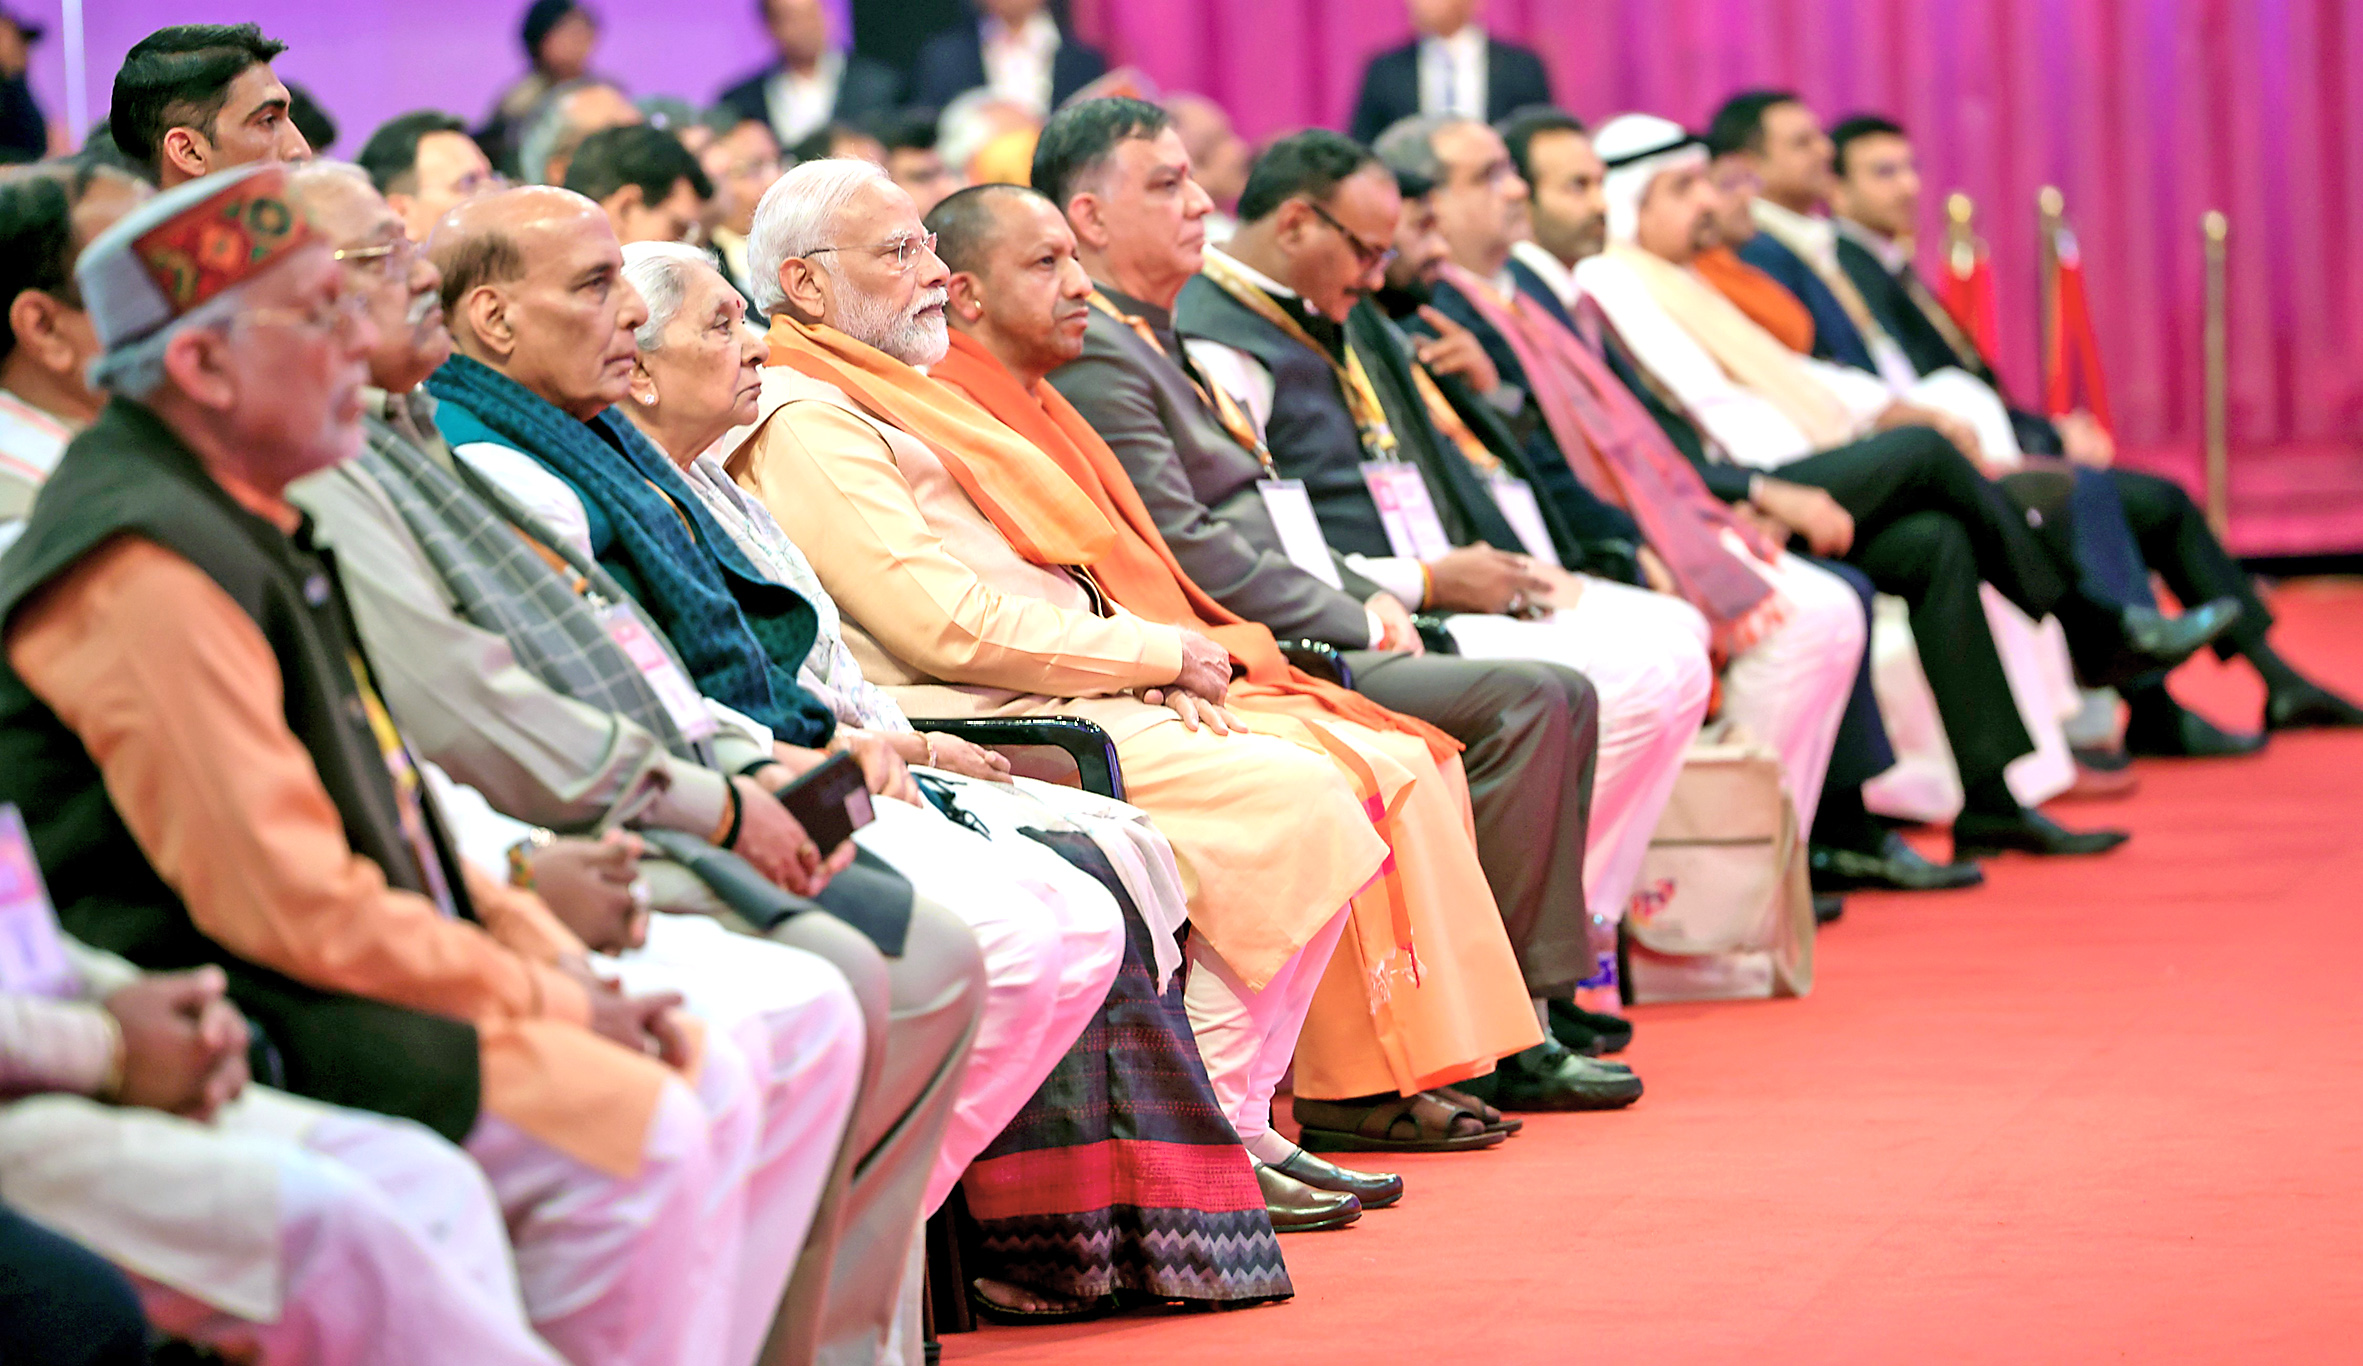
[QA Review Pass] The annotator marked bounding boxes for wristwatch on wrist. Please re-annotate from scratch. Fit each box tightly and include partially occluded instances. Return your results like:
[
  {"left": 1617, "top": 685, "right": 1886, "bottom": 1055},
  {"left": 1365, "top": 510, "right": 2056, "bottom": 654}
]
[{"left": 506, "top": 827, "right": 556, "bottom": 888}]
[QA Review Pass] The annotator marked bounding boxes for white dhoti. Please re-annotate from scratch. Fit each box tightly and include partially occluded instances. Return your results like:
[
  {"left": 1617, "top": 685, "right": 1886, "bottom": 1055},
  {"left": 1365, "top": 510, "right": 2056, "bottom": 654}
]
[
  {"left": 597, "top": 913, "right": 868, "bottom": 1366},
  {"left": 0, "top": 1087, "right": 562, "bottom": 1366},
  {"left": 1443, "top": 578, "right": 1714, "bottom": 923},
  {"left": 852, "top": 793, "right": 1126, "bottom": 1210}
]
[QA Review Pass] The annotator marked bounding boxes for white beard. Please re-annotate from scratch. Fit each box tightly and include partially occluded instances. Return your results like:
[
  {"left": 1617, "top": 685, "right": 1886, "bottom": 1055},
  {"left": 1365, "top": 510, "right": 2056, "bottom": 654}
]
[{"left": 836, "top": 282, "right": 950, "bottom": 366}]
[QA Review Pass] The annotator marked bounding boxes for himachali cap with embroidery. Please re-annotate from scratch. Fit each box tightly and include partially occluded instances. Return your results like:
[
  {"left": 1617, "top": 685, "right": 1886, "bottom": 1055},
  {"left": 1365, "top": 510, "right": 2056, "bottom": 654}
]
[{"left": 75, "top": 163, "right": 318, "bottom": 353}]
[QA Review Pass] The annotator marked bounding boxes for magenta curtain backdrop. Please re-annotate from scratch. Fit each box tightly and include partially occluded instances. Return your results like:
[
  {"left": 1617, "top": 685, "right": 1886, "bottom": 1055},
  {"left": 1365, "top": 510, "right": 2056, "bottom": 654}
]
[
  {"left": 16, "top": 0, "right": 2357, "bottom": 457},
  {"left": 1073, "top": 0, "right": 2363, "bottom": 458}
]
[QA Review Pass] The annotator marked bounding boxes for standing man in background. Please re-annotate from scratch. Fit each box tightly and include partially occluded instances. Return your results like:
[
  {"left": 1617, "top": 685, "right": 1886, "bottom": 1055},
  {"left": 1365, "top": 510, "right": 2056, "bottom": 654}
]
[
  {"left": 717, "top": 0, "right": 902, "bottom": 152},
  {"left": 1350, "top": 0, "right": 1551, "bottom": 146}
]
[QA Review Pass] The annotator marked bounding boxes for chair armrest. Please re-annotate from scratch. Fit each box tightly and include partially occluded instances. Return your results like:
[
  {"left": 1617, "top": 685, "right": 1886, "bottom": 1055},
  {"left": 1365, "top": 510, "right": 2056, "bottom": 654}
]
[
  {"left": 908, "top": 716, "right": 1126, "bottom": 799},
  {"left": 1277, "top": 640, "right": 1354, "bottom": 689}
]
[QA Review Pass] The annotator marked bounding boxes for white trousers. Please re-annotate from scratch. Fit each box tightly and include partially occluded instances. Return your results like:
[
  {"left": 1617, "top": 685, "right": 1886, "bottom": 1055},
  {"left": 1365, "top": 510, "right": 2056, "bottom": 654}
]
[
  {"left": 1901, "top": 366, "right": 2026, "bottom": 470},
  {"left": 854, "top": 794, "right": 1126, "bottom": 1210},
  {"left": 1862, "top": 588, "right": 2080, "bottom": 822},
  {"left": 1445, "top": 578, "right": 1713, "bottom": 923},
  {"left": 2, "top": 1091, "right": 561, "bottom": 1366},
  {"left": 598, "top": 913, "right": 868, "bottom": 1366},
  {"left": 1718, "top": 548, "right": 1869, "bottom": 830},
  {"left": 465, "top": 1080, "right": 717, "bottom": 1366},
  {"left": 1182, "top": 906, "right": 1352, "bottom": 1146}
]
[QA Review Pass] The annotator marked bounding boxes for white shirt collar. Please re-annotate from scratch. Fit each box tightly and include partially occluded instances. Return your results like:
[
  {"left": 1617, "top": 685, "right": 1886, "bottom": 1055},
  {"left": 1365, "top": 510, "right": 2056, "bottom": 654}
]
[
  {"left": 1509, "top": 239, "right": 1580, "bottom": 309},
  {"left": 1206, "top": 245, "right": 1301, "bottom": 303},
  {"left": 1421, "top": 24, "right": 1486, "bottom": 58},
  {"left": 1750, "top": 196, "right": 1832, "bottom": 245},
  {"left": 982, "top": 11, "right": 1059, "bottom": 55},
  {"left": 1833, "top": 215, "right": 1912, "bottom": 273}
]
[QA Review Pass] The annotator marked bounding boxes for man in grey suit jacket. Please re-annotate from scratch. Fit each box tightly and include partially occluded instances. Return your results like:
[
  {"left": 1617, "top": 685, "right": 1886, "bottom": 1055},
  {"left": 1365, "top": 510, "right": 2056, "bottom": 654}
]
[{"left": 1038, "top": 98, "right": 1650, "bottom": 1087}]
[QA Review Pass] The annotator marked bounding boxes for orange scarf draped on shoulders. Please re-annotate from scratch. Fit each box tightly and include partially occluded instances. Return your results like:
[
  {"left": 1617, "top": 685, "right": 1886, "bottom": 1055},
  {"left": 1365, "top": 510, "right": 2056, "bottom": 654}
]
[
  {"left": 763, "top": 316, "right": 1455, "bottom": 761},
  {"left": 1693, "top": 245, "right": 1816, "bottom": 355}
]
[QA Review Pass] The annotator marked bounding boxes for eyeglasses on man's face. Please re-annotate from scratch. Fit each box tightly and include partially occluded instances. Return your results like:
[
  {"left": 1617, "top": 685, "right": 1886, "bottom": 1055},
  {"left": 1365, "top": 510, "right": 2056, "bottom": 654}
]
[
  {"left": 1300, "top": 198, "right": 1398, "bottom": 274},
  {"left": 801, "top": 229, "right": 940, "bottom": 275},
  {"left": 333, "top": 235, "right": 422, "bottom": 285}
]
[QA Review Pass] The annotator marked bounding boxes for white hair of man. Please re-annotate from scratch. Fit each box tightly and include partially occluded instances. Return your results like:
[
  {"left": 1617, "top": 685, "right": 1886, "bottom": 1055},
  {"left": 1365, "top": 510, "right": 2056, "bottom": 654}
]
[
  {"left": 746, "top": 155, "right": 949, "bottom": 366},
  {"left": 87, "top": 284, "right": 252, "bottom": 401},
  {"left": 620, "top": 239, "right": 715, "bottom": 350}
]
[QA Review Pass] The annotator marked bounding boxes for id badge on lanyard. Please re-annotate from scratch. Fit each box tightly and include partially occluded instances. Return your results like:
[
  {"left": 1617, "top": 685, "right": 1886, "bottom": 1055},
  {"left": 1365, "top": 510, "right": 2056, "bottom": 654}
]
[
  {"left": 1486, "top": 472, "right": 1563, "bottom": 567},
  {"left": 1360, "top": 461, "right": 1455, "bottom": 560},
  {"left": 1256, "top": 478, "right": 1344, "bottom": 589},
  {"left": 599, "top": 603, "right": 720, "bottom": 744},
  {"left": 0, "top": 805, "right": 77, "bottom": 999}
]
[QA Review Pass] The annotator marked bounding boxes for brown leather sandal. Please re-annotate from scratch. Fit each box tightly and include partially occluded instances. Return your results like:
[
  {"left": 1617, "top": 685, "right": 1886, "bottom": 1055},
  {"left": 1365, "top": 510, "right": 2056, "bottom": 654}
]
[
  {"left": 1428, "top": 1085, "right": 1522, "bottom": 1137},
  {"left": 1293, "top": 1091, "right": 1510, "bottom": 1153}
]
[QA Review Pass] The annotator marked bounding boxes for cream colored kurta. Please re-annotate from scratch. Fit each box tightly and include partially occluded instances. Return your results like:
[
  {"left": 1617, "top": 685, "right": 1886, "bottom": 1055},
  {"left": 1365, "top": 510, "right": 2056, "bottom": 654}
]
[{"left": 733, "top": 369, "right": 1541, "bottom": 1095}]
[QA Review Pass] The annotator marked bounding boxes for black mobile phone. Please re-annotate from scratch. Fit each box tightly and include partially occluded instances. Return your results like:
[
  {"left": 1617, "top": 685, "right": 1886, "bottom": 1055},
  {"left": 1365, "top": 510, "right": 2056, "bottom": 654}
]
[{"left": 777, "top": 750, "right": 875, "bottom": 855}]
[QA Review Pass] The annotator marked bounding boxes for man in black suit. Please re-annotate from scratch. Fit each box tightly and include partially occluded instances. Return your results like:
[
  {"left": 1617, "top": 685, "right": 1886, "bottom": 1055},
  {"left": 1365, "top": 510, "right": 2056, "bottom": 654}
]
[
  {"left": 911, "top": 0, "right": 1108, "bottom": 117},
  {"left": 1349, "top": 0, "right": 1551, "bottom": 147},
  {"left": 1826, "top": 113, "right": 2363, "bottom": 742},
  {"left": 715, "top": 0, "right": 901, "bottom": 151}
]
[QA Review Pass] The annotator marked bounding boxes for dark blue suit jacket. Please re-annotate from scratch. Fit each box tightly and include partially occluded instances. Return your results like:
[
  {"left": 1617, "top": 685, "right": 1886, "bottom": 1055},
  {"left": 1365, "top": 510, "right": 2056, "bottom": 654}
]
[
  {"left": 1348, "top": 34, "right": 1552, "bottom": 145},
  {"left": 1735, "top": 232, "right": 1879, "bottom": 373},
  {"left": 910, "top": 21, "right": 1107, "bottom": 112},
  {"left": 715, "top": 54, "right": 903, "bottom": 136}
]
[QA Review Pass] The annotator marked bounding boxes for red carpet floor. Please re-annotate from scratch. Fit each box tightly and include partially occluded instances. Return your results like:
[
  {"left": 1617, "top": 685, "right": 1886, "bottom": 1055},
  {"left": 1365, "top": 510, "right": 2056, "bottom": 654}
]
[{"left": 944, "top": 579, "right": 2363, "bottom": 1365}]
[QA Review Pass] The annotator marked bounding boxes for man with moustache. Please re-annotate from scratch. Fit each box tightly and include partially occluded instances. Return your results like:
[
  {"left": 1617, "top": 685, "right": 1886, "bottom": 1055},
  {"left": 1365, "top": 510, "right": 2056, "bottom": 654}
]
[
  {"left": 1375, "top": 111, "right": 1868, "bottom": 880},
  {"left": 1035, "top": 98, "right": 1642, "bottom": 1067},
  {"left": 1174, "top": 129, "right": 1718, "bottom": 979}
]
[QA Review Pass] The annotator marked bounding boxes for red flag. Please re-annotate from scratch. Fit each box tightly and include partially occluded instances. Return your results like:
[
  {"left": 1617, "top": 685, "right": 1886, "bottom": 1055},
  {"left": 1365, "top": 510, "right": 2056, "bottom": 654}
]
[
  {"left": 2042, "top": 225, "right": 2114, "bottom": 434},
  {"left": 1938, "top": 243, "right": 2002, "bottom": 373}
]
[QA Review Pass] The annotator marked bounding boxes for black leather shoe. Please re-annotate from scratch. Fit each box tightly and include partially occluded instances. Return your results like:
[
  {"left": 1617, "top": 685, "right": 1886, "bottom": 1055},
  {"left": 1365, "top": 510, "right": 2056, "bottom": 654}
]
[
  {"left": 1252, "top": 1161, "right": 1362, "bottom": 1232},
  {"left": 1952, "top": 807, "right": 2128, "bottom": 857},
  {"left": 1813, "top": 893, "right": 1846, "bottom": 924},
  {"left": 2071, "top": 744, "right": 2133, "bottom": 772},
  {"left": 1546, "top": 1000, "right": 1633, "bottom": 1056},
  {"left": 2125, "top": 703, "right": 2265, "bottom": 757},
  {"left": 1268, "top": 1148, "right": 1404, "bottom": 1210},
  {"left": 1810, "top": 831, "right": 1985, "bottom": 892},
  {"left": 2266, "top": 681, "right": 2363, "bottom": 731},
  {"left": 1488, "top": 1040, "right": 1643, "bottom": 1111},
  {"left": 2117, "top": 598, "right": 2242, "bottom": 674}
]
